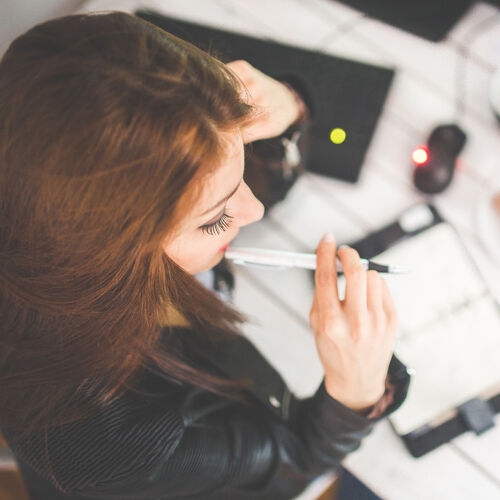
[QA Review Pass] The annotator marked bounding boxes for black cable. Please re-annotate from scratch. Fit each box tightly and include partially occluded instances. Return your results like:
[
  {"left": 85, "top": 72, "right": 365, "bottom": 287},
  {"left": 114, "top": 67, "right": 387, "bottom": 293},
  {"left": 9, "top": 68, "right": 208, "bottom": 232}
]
[{"left": 341, "top": 4, "right": 500, "bottom": 124}]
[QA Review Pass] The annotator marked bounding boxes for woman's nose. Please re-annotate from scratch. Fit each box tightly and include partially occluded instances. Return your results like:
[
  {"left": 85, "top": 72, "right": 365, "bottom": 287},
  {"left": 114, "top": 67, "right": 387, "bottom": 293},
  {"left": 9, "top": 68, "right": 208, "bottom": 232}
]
[{"left": 237, "top": 182, "right": 265, "bottom": 228}]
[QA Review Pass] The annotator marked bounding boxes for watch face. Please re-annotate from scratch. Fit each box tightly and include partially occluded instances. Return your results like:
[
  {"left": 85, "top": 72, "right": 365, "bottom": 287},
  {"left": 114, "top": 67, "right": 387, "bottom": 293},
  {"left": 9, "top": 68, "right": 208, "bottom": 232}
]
[{"left": 281, "top": 136, "right": 302, "bottom": 169}]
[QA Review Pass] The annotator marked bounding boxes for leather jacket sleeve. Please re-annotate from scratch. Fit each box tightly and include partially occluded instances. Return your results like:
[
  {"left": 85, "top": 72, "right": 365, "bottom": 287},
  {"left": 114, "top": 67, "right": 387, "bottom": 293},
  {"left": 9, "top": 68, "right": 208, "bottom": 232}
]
[{"left": 72, "top": 356, "right": 410, "bottom": 499}]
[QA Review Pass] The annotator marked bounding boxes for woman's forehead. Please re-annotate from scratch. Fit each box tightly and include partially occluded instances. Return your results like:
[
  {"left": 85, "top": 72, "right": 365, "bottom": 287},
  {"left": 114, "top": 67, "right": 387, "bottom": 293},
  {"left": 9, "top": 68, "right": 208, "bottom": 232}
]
[{"left": 193, "top": 130, "right": 245, "bottom": 218}]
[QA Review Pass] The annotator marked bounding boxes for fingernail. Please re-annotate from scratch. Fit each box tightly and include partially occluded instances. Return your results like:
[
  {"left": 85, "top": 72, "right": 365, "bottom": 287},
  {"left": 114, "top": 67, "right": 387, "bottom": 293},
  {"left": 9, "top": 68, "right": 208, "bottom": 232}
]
[
  {"left": 338, "top": 244, "right": 348, "bottom": 250},
  {"left": 322, "top": 232, "right": 335, "bottom": 243}
]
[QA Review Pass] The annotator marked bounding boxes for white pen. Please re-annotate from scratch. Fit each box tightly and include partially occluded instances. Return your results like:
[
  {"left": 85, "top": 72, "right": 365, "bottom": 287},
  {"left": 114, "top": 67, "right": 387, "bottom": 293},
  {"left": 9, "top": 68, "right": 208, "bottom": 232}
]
[{"left": 225, "top": 247, "right": 409, "bottom": 274}]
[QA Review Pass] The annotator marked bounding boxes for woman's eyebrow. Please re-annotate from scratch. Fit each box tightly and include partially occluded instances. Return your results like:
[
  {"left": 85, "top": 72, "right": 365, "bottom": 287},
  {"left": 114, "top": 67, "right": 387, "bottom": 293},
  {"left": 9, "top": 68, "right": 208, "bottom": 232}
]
[{"left": 199, "top": 179, "right": 242, "bottom": 216}]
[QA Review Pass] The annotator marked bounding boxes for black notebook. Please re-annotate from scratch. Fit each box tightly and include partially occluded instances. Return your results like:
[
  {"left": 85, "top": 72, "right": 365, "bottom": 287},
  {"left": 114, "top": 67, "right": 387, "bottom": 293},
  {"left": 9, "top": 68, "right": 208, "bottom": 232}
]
[
  {"left": 136, "top": 9, "right": 395, "bottom": 183},
  {"left": 342, "top": 204, "right": 500, "bottom": 457}
]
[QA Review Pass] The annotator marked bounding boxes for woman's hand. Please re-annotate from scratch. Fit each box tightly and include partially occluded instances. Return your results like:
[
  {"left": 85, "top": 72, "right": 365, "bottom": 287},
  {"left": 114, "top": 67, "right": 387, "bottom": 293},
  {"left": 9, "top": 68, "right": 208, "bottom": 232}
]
[
  {"left": 226, "top": 60, "right": 300, "bottom": 143},
  {"left": 309, "top": 233, "right": 399, "bottom": 412}
]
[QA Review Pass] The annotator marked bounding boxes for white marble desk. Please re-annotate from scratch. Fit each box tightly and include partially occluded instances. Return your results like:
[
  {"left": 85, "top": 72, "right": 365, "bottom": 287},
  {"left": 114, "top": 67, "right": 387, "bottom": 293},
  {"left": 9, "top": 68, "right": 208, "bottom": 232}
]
[{"left": 76, "top": 0, "right": 500, "bottom": 498}]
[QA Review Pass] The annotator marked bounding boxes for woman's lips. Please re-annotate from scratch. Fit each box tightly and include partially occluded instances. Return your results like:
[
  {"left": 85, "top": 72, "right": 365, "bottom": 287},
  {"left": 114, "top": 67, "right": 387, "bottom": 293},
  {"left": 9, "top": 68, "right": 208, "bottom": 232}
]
[{"left": 219, "top": 243, "right": 230, "bottom": 253}]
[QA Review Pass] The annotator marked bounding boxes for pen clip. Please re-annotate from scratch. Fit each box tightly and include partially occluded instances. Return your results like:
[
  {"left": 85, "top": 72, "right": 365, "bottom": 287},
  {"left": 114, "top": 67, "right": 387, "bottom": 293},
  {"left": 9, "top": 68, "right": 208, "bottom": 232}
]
[{"left": 233, "top": 260, "right": 290, "bottom": 271}]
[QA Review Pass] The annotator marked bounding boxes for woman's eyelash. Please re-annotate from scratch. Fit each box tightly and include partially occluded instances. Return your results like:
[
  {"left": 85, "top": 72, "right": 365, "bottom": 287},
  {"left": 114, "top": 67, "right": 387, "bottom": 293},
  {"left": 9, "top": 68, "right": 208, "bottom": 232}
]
[{"left": 200, "top": 213, "right": 234, "bottom": 236}]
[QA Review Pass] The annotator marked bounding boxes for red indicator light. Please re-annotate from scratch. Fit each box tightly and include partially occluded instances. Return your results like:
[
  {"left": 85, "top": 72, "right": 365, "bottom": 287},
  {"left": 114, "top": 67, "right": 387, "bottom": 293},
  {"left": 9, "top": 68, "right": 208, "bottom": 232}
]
[{"left": 412, "top": 147, "right": 428, "bottom": 165}]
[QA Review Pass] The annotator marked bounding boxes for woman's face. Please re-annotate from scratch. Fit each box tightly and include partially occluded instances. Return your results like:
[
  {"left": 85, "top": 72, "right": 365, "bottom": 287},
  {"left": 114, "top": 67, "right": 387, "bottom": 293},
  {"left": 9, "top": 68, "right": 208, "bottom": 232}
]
[{"left": 163, "top": 130, "right": 264, "bottom": 274}]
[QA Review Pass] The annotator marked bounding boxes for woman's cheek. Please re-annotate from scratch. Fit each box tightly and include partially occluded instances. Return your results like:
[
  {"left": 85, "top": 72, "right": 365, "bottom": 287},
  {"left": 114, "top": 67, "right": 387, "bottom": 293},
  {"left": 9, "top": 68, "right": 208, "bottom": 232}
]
[
  {"left": 165, "top": 235, "right": 197, "bottom": 271},
  {"left": 164, "top": 228, "right": 229, "bottom": 274},
  {"left": 188, "top": 232, "right": 224, "bottom": 273}
]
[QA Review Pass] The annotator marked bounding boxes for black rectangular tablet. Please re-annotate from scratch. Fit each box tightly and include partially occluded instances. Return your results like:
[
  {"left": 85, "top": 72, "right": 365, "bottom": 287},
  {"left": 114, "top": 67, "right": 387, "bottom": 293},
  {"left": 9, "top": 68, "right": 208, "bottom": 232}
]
[{"left": 136, "top": 9, "right": 395, "bottom": 183}]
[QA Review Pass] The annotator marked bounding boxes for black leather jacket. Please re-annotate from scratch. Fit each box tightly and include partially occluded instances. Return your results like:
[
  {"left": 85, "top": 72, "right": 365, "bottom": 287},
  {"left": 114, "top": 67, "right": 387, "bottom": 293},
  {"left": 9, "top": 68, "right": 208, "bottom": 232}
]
[{"left": 7, "top": 328, "right": 410, "bottom": 500}]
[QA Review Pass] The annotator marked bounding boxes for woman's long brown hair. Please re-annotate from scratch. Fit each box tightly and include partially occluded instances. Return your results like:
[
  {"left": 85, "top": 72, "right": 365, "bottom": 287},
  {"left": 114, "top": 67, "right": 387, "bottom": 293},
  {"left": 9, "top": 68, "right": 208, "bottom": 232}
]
[{"left": 0, "top": 12, "right": 256, "bottom": 440}]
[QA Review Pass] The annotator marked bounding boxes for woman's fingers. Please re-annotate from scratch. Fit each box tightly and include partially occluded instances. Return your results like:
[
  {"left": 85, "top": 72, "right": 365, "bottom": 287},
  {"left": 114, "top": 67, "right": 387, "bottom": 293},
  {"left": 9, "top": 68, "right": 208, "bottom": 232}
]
[
  {"left": 338, "top": 246, "right": 367, "bottom": 315},
  {"left": 367, "top": 270, "right": 384, "bottom": 327},
  {"left": 381, "top": 278, "right": 399, "bottom": 332},
  {"left": 309, "top": 290, "right": 318, "bottom": 329},
  {"left": 226, "top": 59, "right": 300, "bottom": 143},
  {"left": 310, "top": 240, "right": 399, "bottom": 410},
  {"left": 314, "top": 233, "right": 341, "bottom": 318}
]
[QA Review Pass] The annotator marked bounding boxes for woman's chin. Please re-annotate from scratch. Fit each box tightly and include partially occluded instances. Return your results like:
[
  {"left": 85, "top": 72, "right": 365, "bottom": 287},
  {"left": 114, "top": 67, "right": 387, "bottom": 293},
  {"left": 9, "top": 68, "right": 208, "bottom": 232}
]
[
  {"left": 210, "top": 251, "right": 225, "bottom": 269},
  {"left": 192, "top": 251, "right": 224, "bottom": 275}
]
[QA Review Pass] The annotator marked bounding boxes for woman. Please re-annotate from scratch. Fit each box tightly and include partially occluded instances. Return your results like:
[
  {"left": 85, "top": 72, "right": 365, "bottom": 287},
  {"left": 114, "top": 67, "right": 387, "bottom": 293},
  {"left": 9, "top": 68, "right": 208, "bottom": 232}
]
[{"left": 0, "top": 12, "right": 410, "bottom": 500}]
